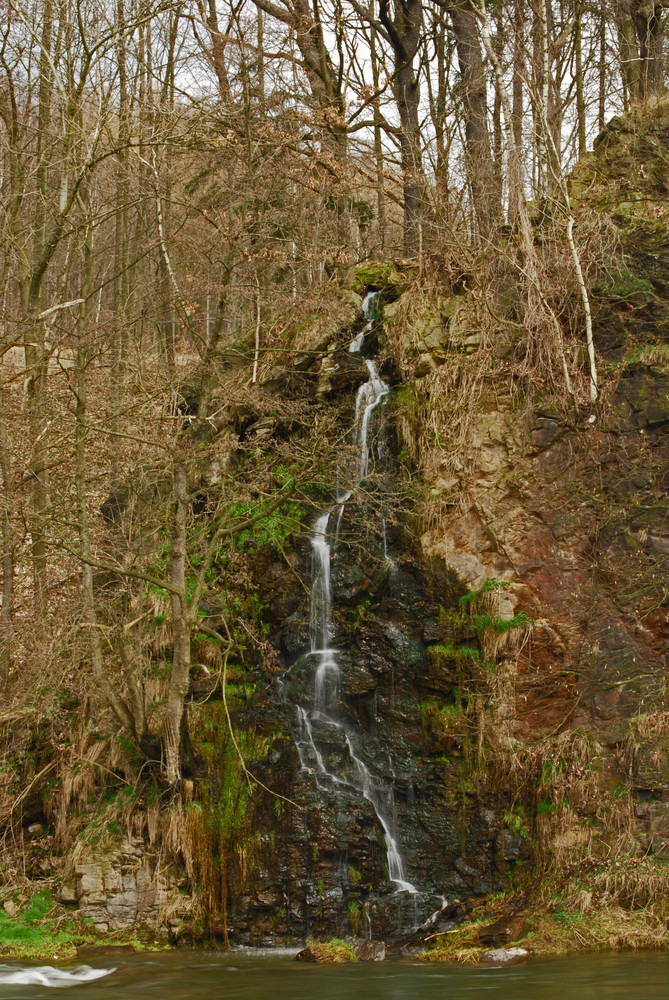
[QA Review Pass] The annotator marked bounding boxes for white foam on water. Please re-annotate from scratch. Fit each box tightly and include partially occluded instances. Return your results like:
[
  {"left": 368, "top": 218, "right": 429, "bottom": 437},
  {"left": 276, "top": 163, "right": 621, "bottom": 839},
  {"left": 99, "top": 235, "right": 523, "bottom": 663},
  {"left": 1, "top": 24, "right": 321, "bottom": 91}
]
[{"left": 0, "top": 964, "right": 114, "bottom": 988}]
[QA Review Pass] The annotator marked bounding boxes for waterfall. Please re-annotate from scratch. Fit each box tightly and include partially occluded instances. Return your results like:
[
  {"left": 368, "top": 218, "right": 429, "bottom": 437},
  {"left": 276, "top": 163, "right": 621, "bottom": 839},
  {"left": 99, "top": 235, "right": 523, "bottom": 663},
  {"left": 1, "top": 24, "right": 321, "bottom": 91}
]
[
  {"left": 354, "top": 361, "right": 389, "bottom": 479},
  {"left": 294, "top": 290, "right": 416, "bottom": 896},
  {"left": 348, "top": 290, "right": 377, "bottom": 353}
]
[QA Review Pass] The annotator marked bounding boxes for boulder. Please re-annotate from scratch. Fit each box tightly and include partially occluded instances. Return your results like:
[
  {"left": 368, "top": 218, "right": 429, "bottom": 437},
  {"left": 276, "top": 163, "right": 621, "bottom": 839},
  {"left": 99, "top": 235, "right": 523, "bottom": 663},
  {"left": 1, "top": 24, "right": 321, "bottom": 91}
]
[
  {"left": 295, "top": 941, "right": 357, "bottom": 963},
  {"left": 345, "top": 936, "right": 386, "bottom": 961},
  {"left": 478, "top": 913, "right": 531, "bottom": 946},
  {"left": 482, "top": 947, "right": 529, "bottom": 965}
]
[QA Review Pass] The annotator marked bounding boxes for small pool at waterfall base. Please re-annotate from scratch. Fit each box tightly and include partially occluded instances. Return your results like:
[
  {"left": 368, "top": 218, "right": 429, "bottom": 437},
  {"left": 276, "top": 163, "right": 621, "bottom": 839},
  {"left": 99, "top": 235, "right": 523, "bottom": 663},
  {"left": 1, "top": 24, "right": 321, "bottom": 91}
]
[{"left": 0, "top": 950, "right": 666, "bottom": 999}]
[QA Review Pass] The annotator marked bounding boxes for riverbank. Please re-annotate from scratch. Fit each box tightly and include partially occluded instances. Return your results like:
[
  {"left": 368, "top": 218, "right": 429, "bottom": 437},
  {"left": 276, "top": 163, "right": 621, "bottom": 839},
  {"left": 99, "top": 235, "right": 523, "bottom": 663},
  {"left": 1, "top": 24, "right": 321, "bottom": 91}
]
[
  {"left": 5, "top": 855, "right": 668, "bottom": 966},
  {"left": 420, "top": 855, "right": 669, "bottom": 964},
  {"left": 0, "top": 889, "right": 167, "bottom": 962}
]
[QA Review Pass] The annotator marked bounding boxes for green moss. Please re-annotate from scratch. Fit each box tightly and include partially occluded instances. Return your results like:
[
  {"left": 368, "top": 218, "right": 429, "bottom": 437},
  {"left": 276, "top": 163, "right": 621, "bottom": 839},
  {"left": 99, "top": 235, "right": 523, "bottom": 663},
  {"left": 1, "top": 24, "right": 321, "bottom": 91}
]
[
  {"left": 347, "top": 866, "right": 362, "bottom": 885},
  {"left": 421, "top": 698, "right": 466, "bottom": 734},
  {"left": 307, "top": 937, "right": 358, "bottom": 962},
  {"left": 427, "top": 643, "right": 457, "bottom": 668},
  {"left": 352, "top": 260, "right": 409, "bottom": 292},
  {"left": 348, "top": 899, "right": 361, "bottom": 935}
]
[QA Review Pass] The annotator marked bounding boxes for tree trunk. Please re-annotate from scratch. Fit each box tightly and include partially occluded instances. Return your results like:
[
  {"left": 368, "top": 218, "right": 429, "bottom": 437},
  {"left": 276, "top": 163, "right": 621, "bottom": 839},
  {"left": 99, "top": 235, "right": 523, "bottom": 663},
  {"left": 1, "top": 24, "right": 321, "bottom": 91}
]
[
  {"left": 632, "top": 2, "right": 666, "bottom": 99},
  {"left": 449, "top": 0, "right": 500, "bottom": 235},
  {"left": 617, "top": 11, "right": 642, "bottom": 106},
  {"left": 74, "top": 228, "right": 137, "bottom": 738},
  {"left": 379, "top": 0, "right": 425, "bottom": 256},
  {"left": 0, "top": 415, "right": 15, "bottom": 682},
  {"left": 23, "top": 0, "right": 55, "bottom": 606},
  {"left": 164, "top": 459, "right": 191, "bottom": 786},
  {"left": 369, "top": 10, "right": 387, "bottom": 251},
  {"left": 575, "top": 2, "right": 587, "bottom": 157}
]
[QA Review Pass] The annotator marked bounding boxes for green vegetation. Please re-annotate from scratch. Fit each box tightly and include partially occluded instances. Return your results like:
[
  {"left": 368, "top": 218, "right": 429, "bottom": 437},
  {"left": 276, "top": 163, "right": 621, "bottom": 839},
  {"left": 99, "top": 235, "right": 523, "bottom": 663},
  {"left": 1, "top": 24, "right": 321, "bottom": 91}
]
[
  {"left": 421, "top": 698, "right": 466, "bottom": 734},
  {"left": 0, "top": 891, "right": 160, "bottom": 960},
  {"left": 352, "top": 260, "right": 409, "bottom": 292},
  {"left": 502, "top": 805, "right": 529, "bottom": 838},
  {"left": 348, "top": 899, "right": 361, "bottom": 935},
  {"left": 305, "top": 937, "right": 358, "bottom": 963},
  {"left": 351, "top": 598, "right": 371, "bottom": 631},
  {"left": 231, "top": 499, "right": 303, "bottom": 553},
  {"left": 459, "top": 577, "right": 508, "bottom": 608}
]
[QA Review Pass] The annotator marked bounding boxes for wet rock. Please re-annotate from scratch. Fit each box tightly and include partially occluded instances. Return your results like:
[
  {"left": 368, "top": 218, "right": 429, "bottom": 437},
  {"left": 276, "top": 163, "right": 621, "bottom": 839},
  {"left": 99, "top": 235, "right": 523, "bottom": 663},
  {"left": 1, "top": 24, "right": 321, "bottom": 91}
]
[
  {"left": 345, "top": 936, "right": 386, "bottom": 961},
  {"left": 295, "top": 942, "right": 356, "bottom": 963},
  {"left": 478, "top": 914, "right": 531, "bottom": 946},
  {"left": 254, "top": 889, "right": 284, "bottom": 909},
  {"left": 482, "top": 947, "right": 529, "bottom": 965},
  {"left": 318, "top": 351, "right": 369, "bottom": 398},
  {"left": 76, "top": 944, "right": 136, "bottom": 958}
]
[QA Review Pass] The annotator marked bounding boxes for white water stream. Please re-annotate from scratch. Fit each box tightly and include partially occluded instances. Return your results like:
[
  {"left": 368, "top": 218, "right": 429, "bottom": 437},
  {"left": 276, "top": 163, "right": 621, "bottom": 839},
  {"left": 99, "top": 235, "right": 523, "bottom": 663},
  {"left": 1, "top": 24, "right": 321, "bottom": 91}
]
[
  {"left": 294, "top": 292, "right": 416, "bottom": 895},
  {"left": 0, "top": 965, "right": 114, "bottom": 987}
]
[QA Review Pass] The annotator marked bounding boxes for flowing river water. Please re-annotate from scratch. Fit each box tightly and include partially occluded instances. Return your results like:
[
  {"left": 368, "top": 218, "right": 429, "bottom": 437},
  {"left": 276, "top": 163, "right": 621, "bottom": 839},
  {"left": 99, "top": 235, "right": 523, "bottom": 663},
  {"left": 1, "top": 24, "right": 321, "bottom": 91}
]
[{"left": 0, "top": 950, "right": 667, "bottom": 999}]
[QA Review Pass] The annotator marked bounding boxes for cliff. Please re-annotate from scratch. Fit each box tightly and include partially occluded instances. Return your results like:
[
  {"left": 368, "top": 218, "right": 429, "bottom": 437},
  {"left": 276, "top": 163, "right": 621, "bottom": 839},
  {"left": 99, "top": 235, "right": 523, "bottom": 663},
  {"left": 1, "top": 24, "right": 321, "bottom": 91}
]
[{"left": 1, "top": 104, "right": 668, "bottom": 960}]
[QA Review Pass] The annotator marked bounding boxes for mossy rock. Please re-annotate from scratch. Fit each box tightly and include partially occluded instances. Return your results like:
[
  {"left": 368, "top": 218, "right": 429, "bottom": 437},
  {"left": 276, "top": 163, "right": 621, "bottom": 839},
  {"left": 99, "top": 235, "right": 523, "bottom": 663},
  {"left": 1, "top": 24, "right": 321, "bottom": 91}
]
[
  {"left": 352, "top": 260, "right": 412, "bottom": 292},
  {"left": 296, "top": 938, "right": 358, "bottom": 963}
]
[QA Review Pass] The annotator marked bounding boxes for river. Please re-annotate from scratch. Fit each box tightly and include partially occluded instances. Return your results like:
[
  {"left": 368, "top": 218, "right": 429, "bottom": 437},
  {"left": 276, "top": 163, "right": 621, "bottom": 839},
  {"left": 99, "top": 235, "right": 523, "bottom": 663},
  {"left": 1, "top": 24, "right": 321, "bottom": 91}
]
[{"left": 0, "top": 950, "right": 667, "bottom": 999}]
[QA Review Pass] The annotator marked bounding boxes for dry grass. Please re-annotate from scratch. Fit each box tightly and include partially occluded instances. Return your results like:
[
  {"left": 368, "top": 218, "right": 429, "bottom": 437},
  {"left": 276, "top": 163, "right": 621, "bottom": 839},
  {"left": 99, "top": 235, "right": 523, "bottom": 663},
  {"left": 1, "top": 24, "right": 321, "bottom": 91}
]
[{"left": 422, "top": 854, "right": 669, "bottom": 964}]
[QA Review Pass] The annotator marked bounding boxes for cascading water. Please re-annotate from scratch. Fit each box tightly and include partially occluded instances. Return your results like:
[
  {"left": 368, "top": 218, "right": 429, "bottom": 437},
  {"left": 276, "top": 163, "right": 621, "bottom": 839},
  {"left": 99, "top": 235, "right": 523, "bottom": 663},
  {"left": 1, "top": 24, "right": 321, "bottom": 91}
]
[
  {"left": 348, "top": 290, "right": 377, "bottom": 353},
  {"left": 354, "top": 361, "right": 389, "bottom": 479},
  {"left": 294, "top": 290, "right": 416, "bottom": 896}
]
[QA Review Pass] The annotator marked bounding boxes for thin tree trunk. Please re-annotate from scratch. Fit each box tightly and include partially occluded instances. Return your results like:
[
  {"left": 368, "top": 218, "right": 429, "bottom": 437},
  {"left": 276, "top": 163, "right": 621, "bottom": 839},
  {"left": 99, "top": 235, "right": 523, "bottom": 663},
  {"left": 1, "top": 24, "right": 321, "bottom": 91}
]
[
  {"left": 599, "top": 6, "right": 607, "bottom": 125},
  {"left": 0, "top": 415, "right": 15, "bottom": 681},
  {"left": 74, "top": 226, "right": 137, "bottom": 736},
  {"left": 633, "top": 2, "right": 666, "bottom": 99},
  {"left": 449, "top": 0, "right": 500, "bottom": 235},
  {"left": 575, "top": 2, "right": 586, "bottom": 157},
  {"left": 617, "top": 11, "right": 641, "bottom": 107},
  {"left": 369, "top": 11, "right": 386, "bottom": 251},
  {"left": 164, "top": 459, "right": 190, "bottom": 786},
  {"left": 24, "top": 0, "right": 54, "bottom": 606}
]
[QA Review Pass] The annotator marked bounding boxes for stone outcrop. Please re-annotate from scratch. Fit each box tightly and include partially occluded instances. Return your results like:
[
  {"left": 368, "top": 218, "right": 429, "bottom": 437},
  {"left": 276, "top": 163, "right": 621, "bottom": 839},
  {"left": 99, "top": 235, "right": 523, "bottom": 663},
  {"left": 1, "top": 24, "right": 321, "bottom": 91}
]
[{"left": 59, "top": 838, "right": 187, "bottom": 934}]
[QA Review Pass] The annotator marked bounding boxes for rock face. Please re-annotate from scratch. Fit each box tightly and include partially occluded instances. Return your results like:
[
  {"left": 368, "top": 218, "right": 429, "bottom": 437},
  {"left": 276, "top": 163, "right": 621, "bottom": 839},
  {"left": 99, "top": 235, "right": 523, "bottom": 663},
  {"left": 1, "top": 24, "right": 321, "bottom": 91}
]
[
  {"left": 60, "top": 838, "right": 185, "bottom": 934},
  {"left": 54, "top": 104, "right": 669, "bottom": 949},
  {"left": 225, "top": 516, "right": 511, "bottom": 944},
  {"left": 219, "top": 102, "right": 669, "bottom": 949}
]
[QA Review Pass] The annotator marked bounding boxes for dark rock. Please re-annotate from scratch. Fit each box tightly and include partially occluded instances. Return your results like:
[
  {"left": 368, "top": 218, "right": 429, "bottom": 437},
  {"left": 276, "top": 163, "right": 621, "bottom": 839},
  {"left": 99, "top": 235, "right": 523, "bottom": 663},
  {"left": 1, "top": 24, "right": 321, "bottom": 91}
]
[
  {"left": 478, "top": 914, "right": 531, "bottom": 946},
  {"left": 345, "top": 936, "right": 386, "bottom": 961},
  {"left": 254, "top": 889, "right": 284, "bottom": 909},
  {"left": 295, "top": 943, "right": 354, "bottom": 964}
]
